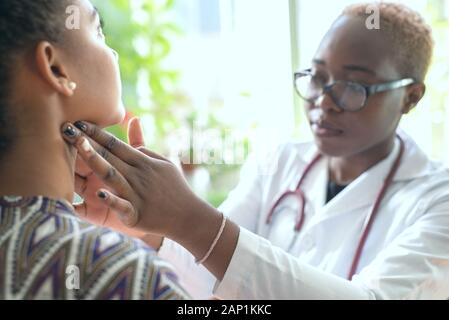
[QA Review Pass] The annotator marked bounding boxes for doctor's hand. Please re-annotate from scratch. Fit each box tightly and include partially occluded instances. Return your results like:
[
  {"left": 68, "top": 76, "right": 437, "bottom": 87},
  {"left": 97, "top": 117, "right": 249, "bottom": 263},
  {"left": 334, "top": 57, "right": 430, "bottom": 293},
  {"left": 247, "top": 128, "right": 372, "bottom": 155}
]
[
  {"left": 62, "top": 120, "right": 217, "bottom": 240},
  {"left": 61, "top": 119, "right": 240, "bottom": 280},
  {"left": 71, "top": 119, "right": 162, "bottom": 248}
]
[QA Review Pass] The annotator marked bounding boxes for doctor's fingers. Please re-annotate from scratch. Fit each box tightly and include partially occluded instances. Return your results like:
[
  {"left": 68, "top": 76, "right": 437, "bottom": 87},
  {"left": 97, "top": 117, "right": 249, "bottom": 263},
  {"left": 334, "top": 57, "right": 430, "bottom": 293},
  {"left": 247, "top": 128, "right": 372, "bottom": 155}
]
[
  {"left": 63, "top": 123, "right": 131, "bottom": 176},
  {"left": 135, "top": 146, "right": 170, "bottom": 162},
  {"left": 127, "top": 117, "right": 145, "bottom": 148},
  {"left": 96, "top": 189, "right": 139, "bottom": 228},
  {"left": 76, "top": 120, "right": 171, "bottom": 164},
  {"left": 73, "top": 121, "right": 144, "bottom": 166},
  {"left": 62, "top": 123, "right": 134, "bottom": 199}
]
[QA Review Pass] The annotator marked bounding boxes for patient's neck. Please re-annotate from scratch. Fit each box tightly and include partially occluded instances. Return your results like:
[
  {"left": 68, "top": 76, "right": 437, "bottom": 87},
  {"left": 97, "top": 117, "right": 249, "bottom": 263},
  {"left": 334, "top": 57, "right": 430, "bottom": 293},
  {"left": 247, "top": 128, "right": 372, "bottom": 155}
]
[{"left": 0, "top": 107, "right": 76, "bottom": 203}]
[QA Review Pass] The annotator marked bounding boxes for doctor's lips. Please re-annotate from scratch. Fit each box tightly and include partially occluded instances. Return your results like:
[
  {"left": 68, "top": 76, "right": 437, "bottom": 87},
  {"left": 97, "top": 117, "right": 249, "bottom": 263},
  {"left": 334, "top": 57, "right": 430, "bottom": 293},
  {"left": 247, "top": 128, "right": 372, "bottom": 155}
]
[{"left": 310, "top": 120, "right": 344, "bottom": 138}]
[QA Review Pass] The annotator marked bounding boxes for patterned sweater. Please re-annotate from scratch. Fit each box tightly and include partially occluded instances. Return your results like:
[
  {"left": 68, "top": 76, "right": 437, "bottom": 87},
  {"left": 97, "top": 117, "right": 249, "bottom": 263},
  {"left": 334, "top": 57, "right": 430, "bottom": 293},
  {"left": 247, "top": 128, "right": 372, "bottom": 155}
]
[{"left": 0, "top": 196, "right": 190, "bottom": 300}]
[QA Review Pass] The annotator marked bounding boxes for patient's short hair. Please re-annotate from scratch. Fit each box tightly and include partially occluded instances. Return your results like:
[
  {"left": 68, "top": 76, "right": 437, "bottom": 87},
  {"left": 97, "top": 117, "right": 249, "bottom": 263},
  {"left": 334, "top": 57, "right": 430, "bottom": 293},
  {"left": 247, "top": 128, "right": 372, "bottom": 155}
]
[{"left": 342, "top": 2, "right": 434, "bottom": 82}]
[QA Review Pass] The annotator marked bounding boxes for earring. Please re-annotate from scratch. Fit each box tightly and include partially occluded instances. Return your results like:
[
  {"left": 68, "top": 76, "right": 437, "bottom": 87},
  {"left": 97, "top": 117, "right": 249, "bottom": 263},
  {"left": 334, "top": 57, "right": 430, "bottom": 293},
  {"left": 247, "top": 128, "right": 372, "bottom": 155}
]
[{"left": 68, "top": 81, "right": 77, "bottom": 91}]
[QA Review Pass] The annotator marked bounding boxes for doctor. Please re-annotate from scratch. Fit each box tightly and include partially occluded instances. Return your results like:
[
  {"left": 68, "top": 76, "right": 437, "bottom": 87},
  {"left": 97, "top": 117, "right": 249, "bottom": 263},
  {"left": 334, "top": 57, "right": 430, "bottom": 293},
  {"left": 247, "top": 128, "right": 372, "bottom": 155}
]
[{"left": 62, "top": 2, "right": 449, "bottom": 299}]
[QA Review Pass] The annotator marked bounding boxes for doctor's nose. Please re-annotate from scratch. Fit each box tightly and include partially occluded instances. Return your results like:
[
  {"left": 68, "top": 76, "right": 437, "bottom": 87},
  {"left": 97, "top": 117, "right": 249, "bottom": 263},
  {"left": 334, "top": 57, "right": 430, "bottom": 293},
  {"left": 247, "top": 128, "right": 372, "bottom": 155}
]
[{"left": 313, "top": 92, "right": 342, "bottom": 113}]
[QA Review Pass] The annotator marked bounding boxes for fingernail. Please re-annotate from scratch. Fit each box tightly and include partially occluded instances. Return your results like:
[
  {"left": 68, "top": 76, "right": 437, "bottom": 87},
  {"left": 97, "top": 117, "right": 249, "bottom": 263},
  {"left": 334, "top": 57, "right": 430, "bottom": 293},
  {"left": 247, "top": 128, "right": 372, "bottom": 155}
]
[
  {"left": 97, "top": 191, "right": 108, "bottom": 199},
  {"left": 80, "top": 138, "right": 93, "bottom": 153},
  {"left": 63, "top": 125, "right": 77, "bottom": 138},
  {"left": 74, "top": 121, "right": 88, "bottom": 132}
]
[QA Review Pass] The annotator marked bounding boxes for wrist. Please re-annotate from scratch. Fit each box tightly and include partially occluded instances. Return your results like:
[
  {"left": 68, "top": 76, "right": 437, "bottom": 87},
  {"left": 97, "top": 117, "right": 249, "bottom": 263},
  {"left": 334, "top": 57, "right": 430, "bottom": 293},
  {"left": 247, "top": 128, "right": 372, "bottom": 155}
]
[
  {"left": 168, "top": 199, "right": 222, "bottom": 260},
  {"left": 165, "top": 198, "right": 240, "bottom": 280},
  {"left": 195, "top": 212, "right": 226, "bottom": 265}
]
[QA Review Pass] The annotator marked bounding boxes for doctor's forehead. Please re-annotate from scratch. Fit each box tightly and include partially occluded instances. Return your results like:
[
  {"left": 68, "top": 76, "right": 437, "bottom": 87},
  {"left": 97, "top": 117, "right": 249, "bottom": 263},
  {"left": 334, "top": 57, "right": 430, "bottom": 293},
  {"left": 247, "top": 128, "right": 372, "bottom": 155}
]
[{"left": 313, "top": 15, "right": 400, "bottom": 79}]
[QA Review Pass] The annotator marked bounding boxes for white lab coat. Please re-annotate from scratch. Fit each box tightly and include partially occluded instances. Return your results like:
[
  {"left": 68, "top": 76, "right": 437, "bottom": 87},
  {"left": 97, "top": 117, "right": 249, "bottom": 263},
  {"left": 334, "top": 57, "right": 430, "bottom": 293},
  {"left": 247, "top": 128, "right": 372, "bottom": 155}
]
[{"left": 159, "top": 131, "right": 449, "bottom": 299}]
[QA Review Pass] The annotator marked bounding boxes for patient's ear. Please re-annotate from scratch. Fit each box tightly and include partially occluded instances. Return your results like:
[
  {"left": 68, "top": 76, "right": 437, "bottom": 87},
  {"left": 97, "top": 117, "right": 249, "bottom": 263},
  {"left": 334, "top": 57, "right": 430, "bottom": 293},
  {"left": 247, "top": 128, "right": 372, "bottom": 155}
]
[{"left": 35, "top": 41, "right": 76, "bottom": 97}]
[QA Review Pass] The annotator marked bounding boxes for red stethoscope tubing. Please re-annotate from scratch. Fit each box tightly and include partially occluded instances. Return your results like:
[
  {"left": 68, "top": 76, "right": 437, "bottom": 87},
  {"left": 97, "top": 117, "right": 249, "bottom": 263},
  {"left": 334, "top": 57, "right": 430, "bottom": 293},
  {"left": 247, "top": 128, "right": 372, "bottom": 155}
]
[{"left": 265, "top": 136, "right": 405, "bottom": 280}]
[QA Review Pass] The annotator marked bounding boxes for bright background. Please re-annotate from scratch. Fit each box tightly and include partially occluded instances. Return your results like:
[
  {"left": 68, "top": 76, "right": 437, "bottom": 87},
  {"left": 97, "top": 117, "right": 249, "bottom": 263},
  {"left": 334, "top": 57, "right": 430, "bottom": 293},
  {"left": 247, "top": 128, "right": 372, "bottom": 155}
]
[{"left": 92, "top": 0, "right": 449, "bottom": 206}]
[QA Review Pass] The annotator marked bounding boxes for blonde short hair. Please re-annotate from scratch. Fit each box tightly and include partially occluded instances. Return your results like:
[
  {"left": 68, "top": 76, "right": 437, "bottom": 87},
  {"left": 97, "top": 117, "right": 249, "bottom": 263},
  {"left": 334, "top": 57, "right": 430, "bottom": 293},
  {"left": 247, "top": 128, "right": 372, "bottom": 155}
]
[{"left": 342, "top": 2, "right": 434, "bottom": 82}]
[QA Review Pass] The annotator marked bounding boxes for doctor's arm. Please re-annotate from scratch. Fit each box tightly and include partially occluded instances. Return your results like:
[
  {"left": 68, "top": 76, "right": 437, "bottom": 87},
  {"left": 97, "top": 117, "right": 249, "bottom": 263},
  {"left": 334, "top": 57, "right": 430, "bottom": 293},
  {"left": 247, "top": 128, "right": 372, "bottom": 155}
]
[
  {"left": 156, "top": 149, "right": 266, "bottom": 298},
  {"left": 214, "top": 200, "right": 449, "bottom": 300}
]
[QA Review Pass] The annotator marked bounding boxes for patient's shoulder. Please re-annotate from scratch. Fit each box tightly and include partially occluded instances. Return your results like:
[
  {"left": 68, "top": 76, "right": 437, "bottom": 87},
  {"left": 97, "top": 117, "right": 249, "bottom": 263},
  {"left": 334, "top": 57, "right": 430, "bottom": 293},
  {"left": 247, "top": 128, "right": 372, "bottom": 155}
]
[
  {"left": 0, "top": 196, "right": 189, "bottom": 300},
  {"left": 73, "top": 225, "right": 189, "bottom": 300}
]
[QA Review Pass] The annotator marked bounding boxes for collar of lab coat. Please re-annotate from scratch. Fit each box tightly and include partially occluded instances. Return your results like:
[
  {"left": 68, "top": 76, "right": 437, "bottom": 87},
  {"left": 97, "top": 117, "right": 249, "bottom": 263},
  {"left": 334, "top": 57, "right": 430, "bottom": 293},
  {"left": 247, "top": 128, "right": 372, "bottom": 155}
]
[{"left": 298, "top": 130, "right": 438, "bottom": 219}]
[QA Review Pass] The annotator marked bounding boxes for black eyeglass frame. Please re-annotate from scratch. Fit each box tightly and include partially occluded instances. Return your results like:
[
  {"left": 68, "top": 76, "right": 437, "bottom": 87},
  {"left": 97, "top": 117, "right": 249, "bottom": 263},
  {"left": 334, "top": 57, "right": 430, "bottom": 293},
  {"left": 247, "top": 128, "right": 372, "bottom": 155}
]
[{"left": 294, "top": 69, "right": 417, "bottom": 111}]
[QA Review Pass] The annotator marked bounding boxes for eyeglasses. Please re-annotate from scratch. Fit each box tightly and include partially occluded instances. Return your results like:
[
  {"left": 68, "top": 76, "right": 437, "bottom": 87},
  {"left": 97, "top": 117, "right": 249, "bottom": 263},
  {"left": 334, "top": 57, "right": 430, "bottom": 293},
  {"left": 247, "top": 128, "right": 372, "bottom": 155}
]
[{"left": 294, "top": 69, "right": 416, "bottom": 112}]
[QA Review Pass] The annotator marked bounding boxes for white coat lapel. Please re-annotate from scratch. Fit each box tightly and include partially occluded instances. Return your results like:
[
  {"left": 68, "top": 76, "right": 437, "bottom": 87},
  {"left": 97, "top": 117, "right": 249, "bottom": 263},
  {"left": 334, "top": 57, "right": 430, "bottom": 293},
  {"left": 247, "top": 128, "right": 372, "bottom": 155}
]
[{"left": 309, "top": 138, "right": 401, "bottom": 227}]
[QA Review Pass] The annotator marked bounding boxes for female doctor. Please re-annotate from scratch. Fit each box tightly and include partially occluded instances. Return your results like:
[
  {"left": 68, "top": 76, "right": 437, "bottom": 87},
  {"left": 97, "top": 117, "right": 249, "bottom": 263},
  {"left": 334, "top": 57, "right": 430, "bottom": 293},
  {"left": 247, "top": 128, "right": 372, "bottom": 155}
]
[{"left": 62, "top": 2, "right": 449, "bottom": 299}]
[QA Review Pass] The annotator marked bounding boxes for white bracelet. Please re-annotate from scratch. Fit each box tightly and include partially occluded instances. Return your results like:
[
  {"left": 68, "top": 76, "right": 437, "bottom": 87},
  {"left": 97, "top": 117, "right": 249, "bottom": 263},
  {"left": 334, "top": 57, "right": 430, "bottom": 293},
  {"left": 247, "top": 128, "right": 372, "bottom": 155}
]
[{"left": 196, "top": 213, "right": 227, "bottom": 265}]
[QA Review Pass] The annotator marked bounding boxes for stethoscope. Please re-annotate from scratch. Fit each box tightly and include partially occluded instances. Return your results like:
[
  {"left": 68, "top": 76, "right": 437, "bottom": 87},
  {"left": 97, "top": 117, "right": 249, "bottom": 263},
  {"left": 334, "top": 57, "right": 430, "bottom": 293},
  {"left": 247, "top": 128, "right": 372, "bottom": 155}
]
[{"left": 265, "top": 135, "right": 405, "bottom": 280}]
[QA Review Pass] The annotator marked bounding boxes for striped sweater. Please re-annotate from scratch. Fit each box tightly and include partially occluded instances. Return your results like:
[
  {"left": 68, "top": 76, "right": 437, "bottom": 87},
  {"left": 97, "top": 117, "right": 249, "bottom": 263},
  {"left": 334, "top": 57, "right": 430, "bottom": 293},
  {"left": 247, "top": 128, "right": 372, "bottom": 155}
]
[{"left": 0, "top": 196, "right": 190, "bottom": 300}]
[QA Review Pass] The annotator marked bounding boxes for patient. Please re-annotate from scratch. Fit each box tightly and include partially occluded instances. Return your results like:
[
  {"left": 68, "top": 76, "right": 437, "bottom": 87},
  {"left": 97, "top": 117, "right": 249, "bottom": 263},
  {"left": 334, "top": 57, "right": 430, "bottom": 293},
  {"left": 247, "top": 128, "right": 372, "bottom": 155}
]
[{"left": 0, "top": 0, "right": 189, "bottom": 299}]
